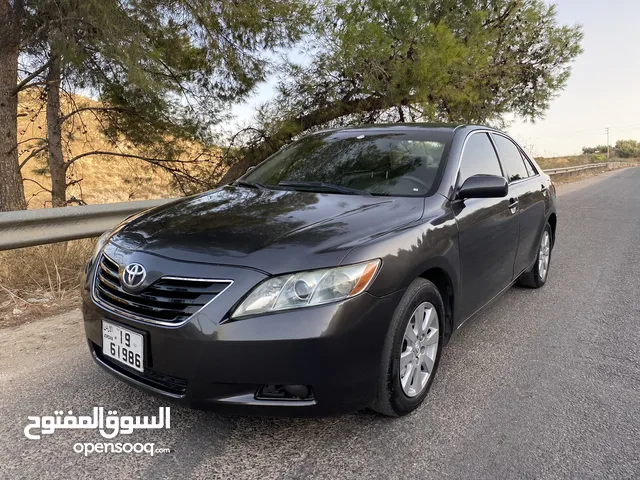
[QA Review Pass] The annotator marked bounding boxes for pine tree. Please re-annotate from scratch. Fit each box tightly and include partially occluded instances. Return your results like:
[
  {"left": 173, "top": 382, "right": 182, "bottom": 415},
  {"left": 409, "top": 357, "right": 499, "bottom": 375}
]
[
  {"left": 0, "top": 0, "right": 28, "bottom": 211},
  {"left": 2, "top": 0, "right": 312, "bottom": 208},
  {"left": 219, "top": 0, "right": 583, "bottom": 184}
]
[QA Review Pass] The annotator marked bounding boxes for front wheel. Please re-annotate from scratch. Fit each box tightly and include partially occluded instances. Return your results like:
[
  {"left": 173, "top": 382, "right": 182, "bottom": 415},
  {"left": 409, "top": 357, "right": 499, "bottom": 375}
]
[
  {"left": 372, "top": 278, "right": 444, "bottom": 416},
  {"left": 517, "top": 223, "right": 552, "bottom": 288}
]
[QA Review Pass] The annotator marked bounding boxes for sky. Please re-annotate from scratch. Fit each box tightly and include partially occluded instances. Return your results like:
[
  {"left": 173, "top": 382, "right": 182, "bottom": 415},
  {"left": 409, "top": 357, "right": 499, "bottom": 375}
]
[
  {"left": 231, "top": 0, "right": 640, "bottom": 158},
  {"left": 507, "top": 0, "right": 640, "bottom": 157}
]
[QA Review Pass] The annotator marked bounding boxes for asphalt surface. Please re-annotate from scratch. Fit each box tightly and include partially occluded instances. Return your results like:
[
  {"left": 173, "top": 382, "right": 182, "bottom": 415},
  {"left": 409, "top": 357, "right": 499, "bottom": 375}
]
[{"left": 1, "top": 168, "right": 639, "bottom": 479}]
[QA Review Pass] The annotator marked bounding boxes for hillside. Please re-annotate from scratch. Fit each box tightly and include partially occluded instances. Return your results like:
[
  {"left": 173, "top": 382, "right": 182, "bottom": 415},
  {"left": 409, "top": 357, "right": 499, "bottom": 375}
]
[{"left": 17, "top": 91, "right": 184, "bottom": 208}]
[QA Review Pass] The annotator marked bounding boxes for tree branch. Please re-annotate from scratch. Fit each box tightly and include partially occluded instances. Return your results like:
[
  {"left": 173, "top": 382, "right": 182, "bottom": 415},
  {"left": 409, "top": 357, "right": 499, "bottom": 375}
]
[
  {"left": 66, "top": 178, "right": 83, "bottom": 187},
  {"left": 23, "top": 178, "right": 52, "bottom": 193},
  {"left": 218, "top": 94, "right": 417, "bottom": 185},
  {"left": 12, "top": 59, "right": 53, "bottom": 95},
  {"left": 60, "top": 106, "right": 125, "bottom": 123},
  {"left": 19, "top": 146, "right": 48, "bottom": 170},
  {"left": 9, "top": 137, "right": 48, "bottom": 154},
  {"left": 483, "top": 1, "right": 518, "bottom": 28},
  {"left": 64, "top": 150, "right": 199, "bottom": 171}
]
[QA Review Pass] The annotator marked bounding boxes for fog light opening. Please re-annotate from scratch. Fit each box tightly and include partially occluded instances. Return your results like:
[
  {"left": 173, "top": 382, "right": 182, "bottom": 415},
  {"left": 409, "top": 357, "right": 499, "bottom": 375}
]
[{"left": 256, "top": 384, "right": 313, "bottom": 401}]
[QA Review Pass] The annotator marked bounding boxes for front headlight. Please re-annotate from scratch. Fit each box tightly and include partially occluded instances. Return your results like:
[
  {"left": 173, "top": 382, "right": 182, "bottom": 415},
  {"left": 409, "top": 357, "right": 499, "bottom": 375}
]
[{"left": 231, "top": 259, "right": 381, "bottom": 318}]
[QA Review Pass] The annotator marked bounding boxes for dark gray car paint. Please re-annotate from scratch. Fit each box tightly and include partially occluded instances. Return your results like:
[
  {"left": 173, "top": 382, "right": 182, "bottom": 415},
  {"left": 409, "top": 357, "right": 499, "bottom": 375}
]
[{"left": 82, "top": 124, "right": 556, "bottom": 415}]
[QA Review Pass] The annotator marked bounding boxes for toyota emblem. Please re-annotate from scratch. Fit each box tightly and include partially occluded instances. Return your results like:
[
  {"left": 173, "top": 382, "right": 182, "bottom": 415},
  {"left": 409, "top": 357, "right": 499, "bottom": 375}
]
[{"left": 122, "top": 263, "right": 147, "bottom": 289}]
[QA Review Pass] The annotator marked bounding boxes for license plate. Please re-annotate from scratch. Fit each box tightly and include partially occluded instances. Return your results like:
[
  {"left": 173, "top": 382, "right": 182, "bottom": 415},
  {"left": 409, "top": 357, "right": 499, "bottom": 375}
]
[{"left": 102, "top": 321, "right": 144, "bottom": 372}]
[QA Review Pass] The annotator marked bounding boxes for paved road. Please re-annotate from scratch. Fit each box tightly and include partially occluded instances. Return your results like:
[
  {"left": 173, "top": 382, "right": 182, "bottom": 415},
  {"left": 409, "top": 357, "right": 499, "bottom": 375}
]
[{"left": 1, "top": 168, "right": 639, "bottom": 479}]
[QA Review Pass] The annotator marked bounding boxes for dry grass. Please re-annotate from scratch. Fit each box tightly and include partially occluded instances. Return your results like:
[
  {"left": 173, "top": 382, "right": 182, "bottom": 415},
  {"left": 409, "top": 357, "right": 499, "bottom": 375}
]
[
  {"left": 0, "top": 239, "right": 95, "bottom": 326},
  {"left": 535, "top": 154, "right": 608, "bottom": 170},
  {"left": 536, "top": 155, "right": 639, "bottom": 174}
]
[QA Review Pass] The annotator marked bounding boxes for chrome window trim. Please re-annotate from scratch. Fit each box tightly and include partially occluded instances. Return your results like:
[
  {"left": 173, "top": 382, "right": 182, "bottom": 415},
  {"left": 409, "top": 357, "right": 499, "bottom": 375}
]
[
  {"left": 510, "top": 136, "right": 541, "bottom": 175},
  {"left": 91, "top": 253, "right": 234, "bottom": 328},
  {"left": 489, "top": 132, "right": 540, "bottom": 184},
  {"left": 450, "top": 129, "right": 541, "bottom": 198},
  {"left": 452, "top": 130, "right": 505, "bottom": 191}
]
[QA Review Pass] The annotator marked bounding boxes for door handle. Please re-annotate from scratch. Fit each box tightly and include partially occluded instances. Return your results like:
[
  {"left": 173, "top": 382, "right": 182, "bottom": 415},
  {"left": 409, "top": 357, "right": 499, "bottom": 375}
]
[{"left": 508, "top": 198, "right": 519, "bottom": 213}]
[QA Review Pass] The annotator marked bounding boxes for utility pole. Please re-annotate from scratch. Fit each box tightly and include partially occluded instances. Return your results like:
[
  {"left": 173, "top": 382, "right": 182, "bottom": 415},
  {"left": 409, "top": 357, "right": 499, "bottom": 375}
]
[{"left": 606, "top": 127, "right": 610, "bottom": 159}]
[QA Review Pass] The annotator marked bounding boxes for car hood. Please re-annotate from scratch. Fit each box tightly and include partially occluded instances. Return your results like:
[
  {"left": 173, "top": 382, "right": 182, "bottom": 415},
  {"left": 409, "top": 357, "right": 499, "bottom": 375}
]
[{"left": 110, "top": 186, "right": 425, "bottom": 274}]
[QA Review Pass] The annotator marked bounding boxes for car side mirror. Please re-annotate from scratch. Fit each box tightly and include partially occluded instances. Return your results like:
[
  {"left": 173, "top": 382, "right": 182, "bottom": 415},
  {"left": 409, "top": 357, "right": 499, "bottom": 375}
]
[{"left": 457, "top": 174, "right": 508, "bottom": 199}]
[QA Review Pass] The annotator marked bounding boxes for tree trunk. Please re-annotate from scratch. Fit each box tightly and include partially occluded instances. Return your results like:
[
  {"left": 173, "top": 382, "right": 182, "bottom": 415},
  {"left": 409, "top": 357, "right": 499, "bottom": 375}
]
[
  {"left": 0, "top": 0, "right": 27, "bottom": 212},
  {"left": 45, "top": 54, "right": 66, "bottom": 208}
]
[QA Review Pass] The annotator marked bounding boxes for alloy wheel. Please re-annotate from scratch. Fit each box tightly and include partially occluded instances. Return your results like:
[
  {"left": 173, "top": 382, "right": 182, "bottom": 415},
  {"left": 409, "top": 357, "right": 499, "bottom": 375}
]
[
  {"left": 399, "top": 302, "right": 439, "bottom": 397},
  {"left": 538, "top": 230, "right": 551, "bottom": 281}
]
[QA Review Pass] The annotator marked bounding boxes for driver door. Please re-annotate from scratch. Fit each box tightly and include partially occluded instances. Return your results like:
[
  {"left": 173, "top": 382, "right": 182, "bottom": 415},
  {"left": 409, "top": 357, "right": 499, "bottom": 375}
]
[{"left": 452, "top": 132, "right": 520, "bottom": 324}]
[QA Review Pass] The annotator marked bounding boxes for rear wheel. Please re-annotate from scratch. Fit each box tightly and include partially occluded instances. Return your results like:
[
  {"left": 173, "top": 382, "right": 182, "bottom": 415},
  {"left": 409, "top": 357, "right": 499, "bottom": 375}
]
[
  {"left": 372, "top": 278, "right": 444, "bottom": 416},
  {"left": 517, "top": 223, "right": 552, "bottom": 288}
]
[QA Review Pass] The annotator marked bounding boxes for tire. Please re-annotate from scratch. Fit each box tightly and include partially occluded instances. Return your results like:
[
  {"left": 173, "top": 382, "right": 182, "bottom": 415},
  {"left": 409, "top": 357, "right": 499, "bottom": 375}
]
[
  {"left": 372, "top": 278, "right": 445, "bottom": 417},
  {"left": 517, "top": 223, "right": 552, "bottom": 288}
]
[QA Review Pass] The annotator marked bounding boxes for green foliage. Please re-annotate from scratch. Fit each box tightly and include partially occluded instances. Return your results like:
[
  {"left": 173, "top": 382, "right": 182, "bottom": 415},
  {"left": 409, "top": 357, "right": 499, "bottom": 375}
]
[
  {"left": 614, "top": 139, "right": 640, "bottom": 158},
  {"left": 220, "top": 0, "right": 584, "bottom": 183},
  {"left": 17, "top": 0, "right": 312, "bottom": 196},
  {"left": 584, "top": 140, "right": 640, "bottom": 159},
  {"left": 583, "top": 145, "right": 609, "bottom": 155},
  {"left": 23, "top": 0, "right": 311, "bottom": 131},
  {"left": 323, "top": 0, "right": 583, "bottom": 122}
]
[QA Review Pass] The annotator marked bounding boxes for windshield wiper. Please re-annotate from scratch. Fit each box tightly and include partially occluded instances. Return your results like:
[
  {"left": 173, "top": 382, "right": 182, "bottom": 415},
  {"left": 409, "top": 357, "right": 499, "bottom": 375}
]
[
  {"left": 278, "top": 180, "right": 370, "bottom": 196},
  {"left": 233, "top": 180, "right": 266, "bottom": 189}
]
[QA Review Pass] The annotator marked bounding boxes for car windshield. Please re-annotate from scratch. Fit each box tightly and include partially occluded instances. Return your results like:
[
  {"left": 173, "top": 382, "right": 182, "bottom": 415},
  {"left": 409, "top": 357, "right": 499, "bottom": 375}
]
[{"left": 243, "top": 130, "right": 452, "bottom": 196}]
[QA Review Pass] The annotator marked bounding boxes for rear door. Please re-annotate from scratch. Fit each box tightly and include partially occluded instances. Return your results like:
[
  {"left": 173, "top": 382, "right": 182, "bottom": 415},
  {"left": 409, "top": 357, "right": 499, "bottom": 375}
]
[
  {"left": 490, "top": 133, "right": 547, "bottom": 276},
  {"left": 453, "top": 132, "right": 520, "bottom": 323}
]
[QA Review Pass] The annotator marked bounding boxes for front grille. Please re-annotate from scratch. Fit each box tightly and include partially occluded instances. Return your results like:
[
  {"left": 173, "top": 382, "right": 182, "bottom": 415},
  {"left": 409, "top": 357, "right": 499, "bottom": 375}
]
[{"left": 93, "top": 254, "right": 232, "bottom": 324}]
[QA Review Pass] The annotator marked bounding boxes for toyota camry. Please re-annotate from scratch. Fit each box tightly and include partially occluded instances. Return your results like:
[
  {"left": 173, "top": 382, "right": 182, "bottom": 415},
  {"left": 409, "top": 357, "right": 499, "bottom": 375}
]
[{"left": 82, "top": 124, "right": 557, "bottom": 416}]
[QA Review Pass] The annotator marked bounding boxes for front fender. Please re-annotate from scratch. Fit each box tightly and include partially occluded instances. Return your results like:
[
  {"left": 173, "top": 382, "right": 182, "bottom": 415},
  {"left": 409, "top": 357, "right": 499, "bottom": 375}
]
[{"left": 340, "top": 211, "right": 460, "bottom": 304}]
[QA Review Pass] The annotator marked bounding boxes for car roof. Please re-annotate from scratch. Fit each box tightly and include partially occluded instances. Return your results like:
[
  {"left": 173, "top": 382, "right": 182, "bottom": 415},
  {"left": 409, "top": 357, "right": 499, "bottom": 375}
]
[
  {"left": 314, "top": 122, "right": 465, "bottom": 134},
  {"left": 313, "top": 123, "right": 507, "bottom": 136}
]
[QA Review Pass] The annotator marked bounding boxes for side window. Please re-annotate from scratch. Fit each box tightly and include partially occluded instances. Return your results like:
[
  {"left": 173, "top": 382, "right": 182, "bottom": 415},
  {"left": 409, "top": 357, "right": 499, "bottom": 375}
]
[
  {"left": 458, "top": 133, "right": 503, "bottom": 185},
  {"left": 491, "top": 134, "right": 529, "bottom": 183},
  {"left": 522, "top": 153, "right": 535, "bottom": 176},
  {"left": 521, "top": 152, "right": 538, "bottom": 176}
]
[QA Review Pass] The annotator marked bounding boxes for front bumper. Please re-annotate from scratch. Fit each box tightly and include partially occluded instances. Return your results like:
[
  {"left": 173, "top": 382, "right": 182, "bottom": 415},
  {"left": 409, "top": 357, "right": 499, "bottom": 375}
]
[{"left": 82, "top": 252, "right": 403, "bottom": 416}]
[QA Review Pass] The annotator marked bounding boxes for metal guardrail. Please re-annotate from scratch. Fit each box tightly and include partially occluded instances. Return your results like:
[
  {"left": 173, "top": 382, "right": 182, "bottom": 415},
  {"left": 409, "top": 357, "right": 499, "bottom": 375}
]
[
  {"left": 543, "top": 163, "right": 606, "bottom": 175},
  {"left": 0, "top": 161, "right": 637, "bottom": 250},
  {"left": 0, "top": 198, "right": 175, "bottom": 250},
  {"left": 544, "top": 161, "right": 637, "bottom": 175}
]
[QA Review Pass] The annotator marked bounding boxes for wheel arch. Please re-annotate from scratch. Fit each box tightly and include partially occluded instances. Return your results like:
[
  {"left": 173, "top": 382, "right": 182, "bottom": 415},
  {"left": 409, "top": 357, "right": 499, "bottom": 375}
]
[
  {"left": 548, "top": 212, "right": 557, "bottom": 247},
  {"left": 419, "top": 267, "right": 455, "bottom": 342}
]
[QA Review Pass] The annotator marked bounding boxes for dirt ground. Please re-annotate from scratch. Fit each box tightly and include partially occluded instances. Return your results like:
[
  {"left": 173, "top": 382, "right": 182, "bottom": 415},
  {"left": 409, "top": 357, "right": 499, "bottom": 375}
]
[{"left": 0, "top": 308, "right": 83, "bottom": 381}]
